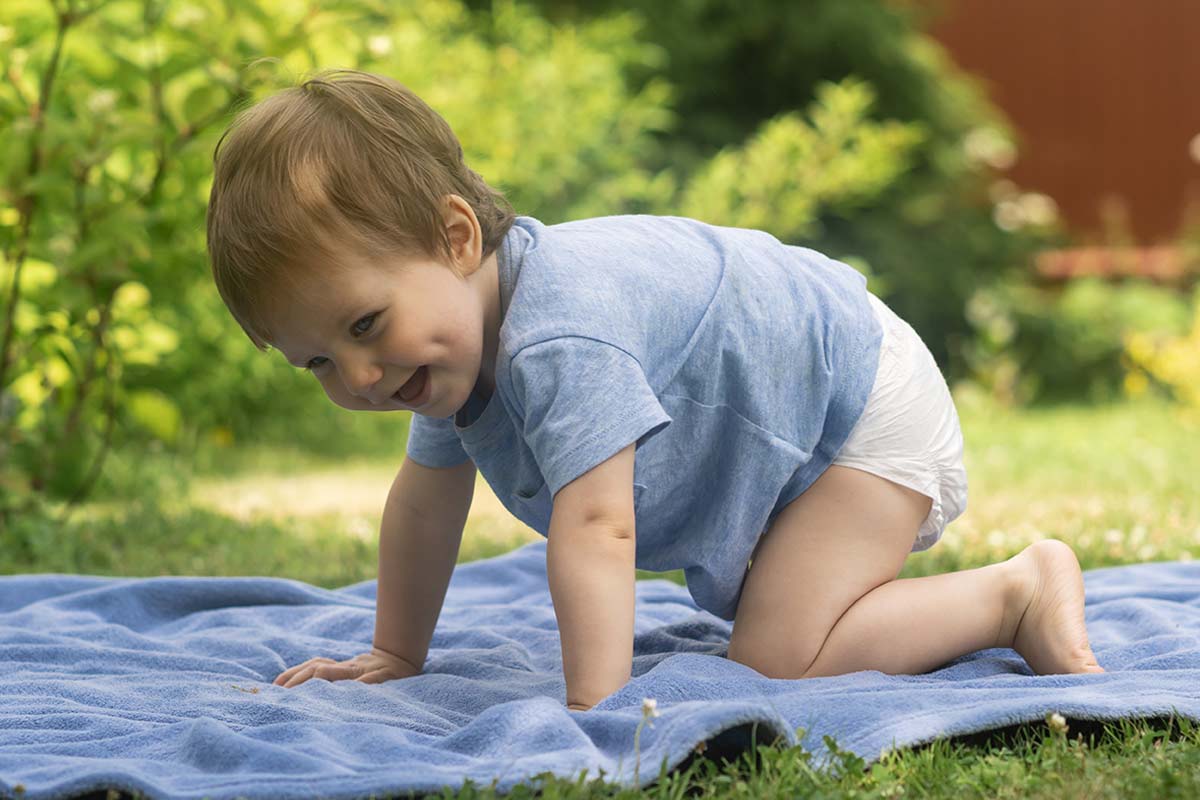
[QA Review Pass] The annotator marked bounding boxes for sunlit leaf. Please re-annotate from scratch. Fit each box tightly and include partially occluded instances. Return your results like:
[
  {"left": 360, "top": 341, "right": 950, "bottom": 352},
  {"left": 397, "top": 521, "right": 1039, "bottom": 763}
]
[{"left": 127, "top": 389, "right": 182, "bottom": 443}]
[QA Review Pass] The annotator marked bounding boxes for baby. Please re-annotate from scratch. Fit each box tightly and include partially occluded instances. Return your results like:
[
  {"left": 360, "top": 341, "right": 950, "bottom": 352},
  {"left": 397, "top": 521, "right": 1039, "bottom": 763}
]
[{"left": 206, "top": 70, "right": 1102, "bottom": 711}]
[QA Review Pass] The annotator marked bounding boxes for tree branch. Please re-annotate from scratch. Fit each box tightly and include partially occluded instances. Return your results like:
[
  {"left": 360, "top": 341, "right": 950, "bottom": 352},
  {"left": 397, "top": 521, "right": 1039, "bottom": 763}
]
[
  {"left": 61, "top": 296, "right": 109, "bottom": 442},
  {"left": 0, "top": 8, "right": 73, "bottom": 396},
  {"left": 63, "top": 341, "right": 118, "bottom": 509}
]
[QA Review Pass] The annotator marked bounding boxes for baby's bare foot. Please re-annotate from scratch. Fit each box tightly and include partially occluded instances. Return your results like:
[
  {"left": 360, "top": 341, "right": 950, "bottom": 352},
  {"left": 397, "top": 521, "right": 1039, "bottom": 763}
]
[{"left": 1008, "top": 540, "right": 1104, "bottom": 675}]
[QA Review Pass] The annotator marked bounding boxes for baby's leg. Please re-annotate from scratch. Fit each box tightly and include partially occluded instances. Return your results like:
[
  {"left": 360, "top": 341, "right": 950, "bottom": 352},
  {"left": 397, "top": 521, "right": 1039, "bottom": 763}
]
[{"left": 727, "top": 465, "right": 1102, "bottom": 678}]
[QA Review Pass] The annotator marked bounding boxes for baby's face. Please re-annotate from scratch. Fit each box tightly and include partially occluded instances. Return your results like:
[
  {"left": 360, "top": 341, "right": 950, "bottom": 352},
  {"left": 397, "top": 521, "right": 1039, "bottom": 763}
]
[{"left": 262, "top": 248, "right": 485, "bottom": 417}]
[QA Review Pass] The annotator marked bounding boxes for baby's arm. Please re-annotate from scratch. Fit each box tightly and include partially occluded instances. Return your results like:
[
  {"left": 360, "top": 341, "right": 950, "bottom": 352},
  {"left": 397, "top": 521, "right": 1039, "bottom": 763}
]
[
  {"left": 372, "top": 457, "right": 476, "bottom": 669},
  {"left": 274, "top": 456, "right": 475, "bottom": 687},
  {"left": 546, "top": 444, "right": 638, "bottom": 710}
]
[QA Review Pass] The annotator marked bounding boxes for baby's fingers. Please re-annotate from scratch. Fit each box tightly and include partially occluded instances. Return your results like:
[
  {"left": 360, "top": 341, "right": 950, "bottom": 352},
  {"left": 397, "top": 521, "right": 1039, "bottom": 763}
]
[
  {"left": 274, "top": 657, "right": 335, "bottom": 687},
  {"left": 282, "top": 660, "right": 364, "bottom": 688}
]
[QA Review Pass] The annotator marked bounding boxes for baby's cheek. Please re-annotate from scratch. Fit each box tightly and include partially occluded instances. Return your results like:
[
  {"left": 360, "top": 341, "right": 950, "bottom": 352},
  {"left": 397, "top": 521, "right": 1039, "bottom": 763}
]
[{"left": 318, "top": 377, "right": 355, "bottom": 410}]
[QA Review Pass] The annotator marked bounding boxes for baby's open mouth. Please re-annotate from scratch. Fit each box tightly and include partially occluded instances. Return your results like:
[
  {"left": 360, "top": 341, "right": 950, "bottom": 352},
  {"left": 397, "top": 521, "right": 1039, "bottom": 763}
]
[{"left": 395, "top": 366, "right": 427, "bottom": 403}]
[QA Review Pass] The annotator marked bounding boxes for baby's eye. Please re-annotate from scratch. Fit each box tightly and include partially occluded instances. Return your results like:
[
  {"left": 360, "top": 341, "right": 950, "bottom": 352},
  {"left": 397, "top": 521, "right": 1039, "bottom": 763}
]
[
  {"left": 352, "top": 313, "right": 378, "bottom": 336},
  {"left": 305, "top": 356, "right": 329, "bottom": 371}
]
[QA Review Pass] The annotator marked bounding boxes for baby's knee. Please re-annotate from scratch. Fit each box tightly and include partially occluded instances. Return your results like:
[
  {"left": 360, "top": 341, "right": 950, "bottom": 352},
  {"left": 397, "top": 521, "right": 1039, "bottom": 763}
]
[{"left": 727, "top": 627, "right": 824, "bottom": 680}]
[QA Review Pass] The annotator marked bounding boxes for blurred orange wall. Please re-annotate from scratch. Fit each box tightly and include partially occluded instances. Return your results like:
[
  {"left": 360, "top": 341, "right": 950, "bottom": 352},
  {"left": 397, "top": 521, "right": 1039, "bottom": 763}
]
[{"left": 928, "top": 0, "right": 1200, "bottom": 243}]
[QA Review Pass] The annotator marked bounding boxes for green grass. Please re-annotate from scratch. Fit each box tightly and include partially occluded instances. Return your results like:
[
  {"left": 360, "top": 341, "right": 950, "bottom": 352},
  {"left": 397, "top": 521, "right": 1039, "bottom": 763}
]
[
  {"left": 7, "top": 395, "right": 1200, "bottom": 798},
  {"left": 433, "top": 717, "right": 1200, "bottom": 799}
]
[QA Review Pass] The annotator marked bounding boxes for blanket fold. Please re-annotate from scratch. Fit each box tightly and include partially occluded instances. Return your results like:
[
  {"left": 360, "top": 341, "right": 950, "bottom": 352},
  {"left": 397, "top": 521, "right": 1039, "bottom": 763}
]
[{"left": 2, "top": 541, "right": 1198, "bottom": 799}]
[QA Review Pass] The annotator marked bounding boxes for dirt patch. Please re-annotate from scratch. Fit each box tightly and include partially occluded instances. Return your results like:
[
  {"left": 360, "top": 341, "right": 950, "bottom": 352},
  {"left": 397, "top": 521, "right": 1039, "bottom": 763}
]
[{"left": 191, "top": 463, "right": 537, "bottom": 545}]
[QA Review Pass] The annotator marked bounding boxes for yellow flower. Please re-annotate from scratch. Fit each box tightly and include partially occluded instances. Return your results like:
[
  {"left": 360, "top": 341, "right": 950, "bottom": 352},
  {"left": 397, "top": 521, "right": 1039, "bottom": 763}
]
[
  {"left": 1122, "top": 297, "right": 1200, "bottom": 409},
  {"left": 1124, "top": 371, "right": 1149, "bottom": 397}
]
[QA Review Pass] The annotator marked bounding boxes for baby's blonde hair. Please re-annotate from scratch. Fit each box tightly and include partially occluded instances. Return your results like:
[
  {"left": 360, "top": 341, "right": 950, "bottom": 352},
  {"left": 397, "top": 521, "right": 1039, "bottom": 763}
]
[{"left": 206, "top": 69, "right": 514, "bottom": 348}]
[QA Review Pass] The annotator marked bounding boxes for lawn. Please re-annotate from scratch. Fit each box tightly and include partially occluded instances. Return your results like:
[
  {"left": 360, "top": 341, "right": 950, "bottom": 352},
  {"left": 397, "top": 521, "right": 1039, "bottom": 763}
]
[{"left": 8, "top": 393, "right": 1199, "bottom": 797}]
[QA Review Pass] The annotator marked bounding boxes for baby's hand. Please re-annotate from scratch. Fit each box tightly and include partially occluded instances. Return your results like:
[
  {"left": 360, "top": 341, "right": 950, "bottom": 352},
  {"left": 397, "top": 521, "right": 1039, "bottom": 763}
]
[{"left": 273, "top": 647, "right": 420, "bottom": 688}]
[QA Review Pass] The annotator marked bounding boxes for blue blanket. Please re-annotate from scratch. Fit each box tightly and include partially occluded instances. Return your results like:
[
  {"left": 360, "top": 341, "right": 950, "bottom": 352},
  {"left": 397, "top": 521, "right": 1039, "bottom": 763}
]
[{"left": 2, "top": 540, "right": 1198, "bottom": 799}]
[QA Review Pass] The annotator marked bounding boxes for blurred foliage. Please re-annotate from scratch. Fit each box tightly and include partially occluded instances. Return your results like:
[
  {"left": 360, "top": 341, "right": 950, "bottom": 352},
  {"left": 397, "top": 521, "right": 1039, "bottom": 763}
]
[
  {"left": 499, "top": 0, "right": 1058, "bottom": 367},
  {"left": 0, "top": 0, "right": 672, "bottom": 517},
  {"left": 679, "top": 79, "right": 925, "bottom": 241},
  {"left": 2, "top": 0, "right": 954, "bottom": 520},
  {"left": 962, "top": 278, "right": 1192, "bottom": 406},
  {"left": 1124, "top": 287, "right": 1200, "bottom": 411},
  {"left": 3, "top": 0, "right": 299, "bottom": 518}
]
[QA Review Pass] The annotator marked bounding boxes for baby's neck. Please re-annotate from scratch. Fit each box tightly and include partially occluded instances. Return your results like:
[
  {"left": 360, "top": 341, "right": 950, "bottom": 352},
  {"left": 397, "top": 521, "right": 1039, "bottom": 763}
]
[
  {"left": 473, "top": 250, "right": 502, "bottom": 403},
  {"left": 473, "top": 373, "right": 494, "bottom": 402}
]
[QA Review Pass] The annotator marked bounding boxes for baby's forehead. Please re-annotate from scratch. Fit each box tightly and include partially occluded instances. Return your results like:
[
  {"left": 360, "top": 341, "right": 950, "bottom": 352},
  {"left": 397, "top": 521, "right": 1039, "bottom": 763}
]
[
  {"left": 264, "top": 265, "right": 355, "bottom": 316},
  {"left": 254, "top": 267, "right": 342, "bottom": 335},
  {"left": 270, "top": 244, "right": 363, "bottom": 296},
  {"left": 262, "top": 239, "right": 433, "bottom": 314}
]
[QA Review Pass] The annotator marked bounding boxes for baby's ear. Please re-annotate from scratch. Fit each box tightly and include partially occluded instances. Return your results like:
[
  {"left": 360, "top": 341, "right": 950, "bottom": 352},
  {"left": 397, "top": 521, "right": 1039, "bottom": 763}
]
[{"left": 442, "top": 194, "right": 482, "bottom": 273}]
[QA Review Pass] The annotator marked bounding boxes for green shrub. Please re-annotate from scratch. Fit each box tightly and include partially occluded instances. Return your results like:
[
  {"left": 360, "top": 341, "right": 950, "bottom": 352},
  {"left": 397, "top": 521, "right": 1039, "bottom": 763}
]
[
  {"left": 6, "top": 0, "right": 1028, "bottom": 562},
  {"left": 1125, "top": 286, "right": 1200, "bottom": 411},
  {"left": 0, "top": 0, "right": 678, "bottom": 515},
  {"left": 679, "top": 79, "right": 925, "bottom": 242},
  {"left": 963, "top": 278, "right": 1192, "bottom": 405},
  {"left": 507, "top": 0, "right": 1056, "bottom": 367}
]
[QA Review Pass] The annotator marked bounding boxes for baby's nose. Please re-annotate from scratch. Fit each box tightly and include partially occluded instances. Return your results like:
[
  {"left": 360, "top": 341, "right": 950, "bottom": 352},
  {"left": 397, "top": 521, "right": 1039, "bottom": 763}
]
[{"left": 341, "top": 362, "right": 384, "bottom": 402}]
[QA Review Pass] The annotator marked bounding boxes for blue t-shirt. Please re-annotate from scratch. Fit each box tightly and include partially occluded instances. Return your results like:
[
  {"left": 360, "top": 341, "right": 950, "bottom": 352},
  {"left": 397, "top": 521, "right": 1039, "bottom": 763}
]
[{"left": 407, "top": 215, "right": 882, "bottom": 620}]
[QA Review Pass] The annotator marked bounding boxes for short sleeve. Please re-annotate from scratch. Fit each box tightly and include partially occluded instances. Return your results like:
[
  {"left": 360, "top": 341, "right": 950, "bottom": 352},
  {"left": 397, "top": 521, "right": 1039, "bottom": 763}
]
[
  {"left": 405, "top": 412, "right": 471, "bottom": 468},
  {"left": 509, "top": 337, "right": 671, "bottom": 496}
]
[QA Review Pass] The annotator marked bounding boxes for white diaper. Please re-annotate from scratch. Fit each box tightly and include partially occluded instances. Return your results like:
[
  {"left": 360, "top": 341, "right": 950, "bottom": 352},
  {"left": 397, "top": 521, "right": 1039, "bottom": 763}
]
[{"left": 832, "top": 293, "right": 969, "bottom": 550}]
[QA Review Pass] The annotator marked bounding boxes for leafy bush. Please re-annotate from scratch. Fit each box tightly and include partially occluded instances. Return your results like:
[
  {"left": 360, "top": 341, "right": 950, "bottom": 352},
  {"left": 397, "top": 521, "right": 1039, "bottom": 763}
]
[
  {"left": 507, "top": 0, "right": 1056, "bottom": 366},
  {"left": 0, "top": 0, "right": 675, "bottom": 514},
  {"left": 1124, "top": 287, "right": 1200, "bottom": 410},
  {"left": 3, "top": 0, "right": 941, "bottom": 520},
  {"left": 962, "top": 278, "right": 1192, "bottom": 405},
  {"left": 679, "top": 79, "right": 925, "bottom": 242}
]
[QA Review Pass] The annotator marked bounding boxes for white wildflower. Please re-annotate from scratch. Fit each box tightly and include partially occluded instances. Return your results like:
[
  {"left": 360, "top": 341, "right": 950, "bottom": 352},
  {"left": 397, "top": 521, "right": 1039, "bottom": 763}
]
[
  {"left": 1046, "top": 712, "right": 1069, "bottom": 735},
  {"left": 641, "top": 697, "right": 660, "bottom": 718}
]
